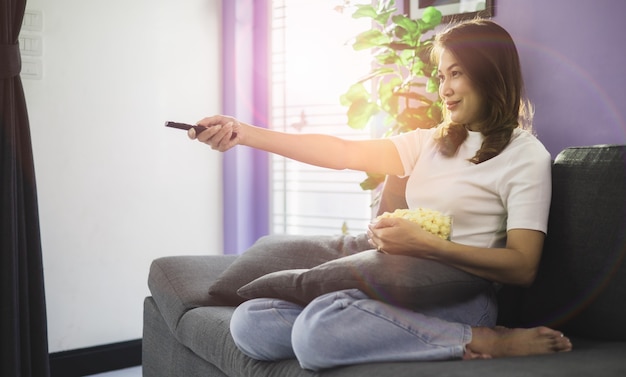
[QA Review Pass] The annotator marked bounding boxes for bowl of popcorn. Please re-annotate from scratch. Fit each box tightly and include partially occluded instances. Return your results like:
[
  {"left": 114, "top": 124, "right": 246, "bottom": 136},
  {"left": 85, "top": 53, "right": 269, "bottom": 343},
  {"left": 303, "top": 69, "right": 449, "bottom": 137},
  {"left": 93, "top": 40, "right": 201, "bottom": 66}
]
[{"left": 375, "top": 208, "right": 452, "bottom": 240}]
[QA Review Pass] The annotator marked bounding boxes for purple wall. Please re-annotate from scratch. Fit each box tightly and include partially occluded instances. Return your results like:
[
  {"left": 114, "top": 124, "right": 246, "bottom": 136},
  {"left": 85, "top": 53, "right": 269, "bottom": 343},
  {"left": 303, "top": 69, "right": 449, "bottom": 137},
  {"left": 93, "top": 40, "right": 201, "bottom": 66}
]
[{"left": 493, "top": 0, "right": 626, "bottom": 156}]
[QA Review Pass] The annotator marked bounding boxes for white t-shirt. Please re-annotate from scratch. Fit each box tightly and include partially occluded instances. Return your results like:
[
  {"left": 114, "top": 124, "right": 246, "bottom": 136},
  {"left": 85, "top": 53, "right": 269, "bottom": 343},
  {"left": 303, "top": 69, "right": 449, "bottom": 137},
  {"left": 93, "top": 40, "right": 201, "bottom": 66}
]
[{"left": 390, "top": 127, "right": 552, "bottom": 249}]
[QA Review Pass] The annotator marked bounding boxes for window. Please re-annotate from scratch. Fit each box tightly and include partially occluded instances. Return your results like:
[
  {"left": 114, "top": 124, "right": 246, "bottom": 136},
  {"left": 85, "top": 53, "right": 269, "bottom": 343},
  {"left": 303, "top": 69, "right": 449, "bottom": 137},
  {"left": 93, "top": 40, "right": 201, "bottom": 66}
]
[{"left": 270, "top": 0, "right": 375, "bottom": 236}]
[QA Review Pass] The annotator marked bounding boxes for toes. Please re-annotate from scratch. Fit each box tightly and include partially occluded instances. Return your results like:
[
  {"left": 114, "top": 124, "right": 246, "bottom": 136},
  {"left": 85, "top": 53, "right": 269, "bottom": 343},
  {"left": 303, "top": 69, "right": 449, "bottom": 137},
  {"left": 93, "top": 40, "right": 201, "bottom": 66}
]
[
  {"left": 546, "top": 331, "right": 572, "bottom": 352},
  {"left": 557, "top": 336, "right": 573, "bottom": 352}
]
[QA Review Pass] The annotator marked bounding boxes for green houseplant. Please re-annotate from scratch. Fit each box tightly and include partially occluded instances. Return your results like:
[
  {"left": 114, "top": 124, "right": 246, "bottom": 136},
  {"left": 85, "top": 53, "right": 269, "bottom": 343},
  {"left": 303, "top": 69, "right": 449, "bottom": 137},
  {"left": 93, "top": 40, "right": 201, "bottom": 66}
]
[{"left": 340, "top": 0, "right": 444, "bottom": 190}]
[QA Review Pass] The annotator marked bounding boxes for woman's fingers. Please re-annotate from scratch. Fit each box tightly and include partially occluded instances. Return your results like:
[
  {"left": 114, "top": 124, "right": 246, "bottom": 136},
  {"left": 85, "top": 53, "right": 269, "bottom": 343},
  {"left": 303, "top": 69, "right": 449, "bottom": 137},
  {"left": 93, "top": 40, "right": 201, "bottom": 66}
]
[{"left": 187, "top": 122, "right": 236, "bottom": 151}]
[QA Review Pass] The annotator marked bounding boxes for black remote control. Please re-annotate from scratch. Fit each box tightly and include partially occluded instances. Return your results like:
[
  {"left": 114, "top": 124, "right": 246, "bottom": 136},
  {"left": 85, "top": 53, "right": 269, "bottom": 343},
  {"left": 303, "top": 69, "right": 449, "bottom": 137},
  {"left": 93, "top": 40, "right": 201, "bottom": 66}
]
[{"left": 164, "top": 121, "right": 208, "bottom": 134}]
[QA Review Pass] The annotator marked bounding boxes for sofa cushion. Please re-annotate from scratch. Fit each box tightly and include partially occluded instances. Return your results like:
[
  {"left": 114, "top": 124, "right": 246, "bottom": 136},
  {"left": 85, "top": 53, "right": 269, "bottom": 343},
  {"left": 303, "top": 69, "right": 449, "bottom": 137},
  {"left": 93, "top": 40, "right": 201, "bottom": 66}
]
[
  {"left": 147, "top": 296, "right": 626, "bottom": 377},
  {"left": 520, "top": 145, "right": 626, "bottom": 340},
  {"left": 176, "top": 305, "right": 316, "bottom": 377},
  {"left": 208, "top": 234, "right": 371, "bottom": 306},
  {"left": 148, "top": 255, "right": 237, "bottom": 333},
  {"left": 238, "top": 249, "right": 490, "bottom": 309}
]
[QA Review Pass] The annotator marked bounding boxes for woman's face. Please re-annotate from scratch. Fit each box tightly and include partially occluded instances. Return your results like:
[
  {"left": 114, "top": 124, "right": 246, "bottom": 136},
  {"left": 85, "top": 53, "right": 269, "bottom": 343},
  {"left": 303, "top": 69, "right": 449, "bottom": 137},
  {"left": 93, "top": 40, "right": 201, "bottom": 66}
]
[{"left": 437, "top": 49, "right": 485, "bottom": 131}]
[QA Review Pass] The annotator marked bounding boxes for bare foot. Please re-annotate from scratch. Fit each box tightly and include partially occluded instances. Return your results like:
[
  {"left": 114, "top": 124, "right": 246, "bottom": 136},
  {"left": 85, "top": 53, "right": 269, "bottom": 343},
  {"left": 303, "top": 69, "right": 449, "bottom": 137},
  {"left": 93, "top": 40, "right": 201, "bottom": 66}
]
[
  {"left": 466, "top": 326, "right": 572, "bottom": 359},
  {"left": 462, "top": 348, "right": 492, "bottom": 360}
]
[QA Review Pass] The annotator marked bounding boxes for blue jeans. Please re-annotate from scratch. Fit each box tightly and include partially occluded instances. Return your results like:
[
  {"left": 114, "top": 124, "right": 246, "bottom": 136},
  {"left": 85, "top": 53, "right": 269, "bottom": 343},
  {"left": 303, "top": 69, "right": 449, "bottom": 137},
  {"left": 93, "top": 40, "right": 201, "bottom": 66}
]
[{"left": 230, "top": 287, "right": 497, "bottom": 370}]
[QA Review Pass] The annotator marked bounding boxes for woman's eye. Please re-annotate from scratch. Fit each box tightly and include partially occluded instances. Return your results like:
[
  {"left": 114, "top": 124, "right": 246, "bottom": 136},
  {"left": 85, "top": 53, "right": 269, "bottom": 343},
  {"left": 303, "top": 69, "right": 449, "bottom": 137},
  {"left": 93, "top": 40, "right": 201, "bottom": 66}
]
[{"left": 451, "top": 70, "right": 462, "bottom": 78}]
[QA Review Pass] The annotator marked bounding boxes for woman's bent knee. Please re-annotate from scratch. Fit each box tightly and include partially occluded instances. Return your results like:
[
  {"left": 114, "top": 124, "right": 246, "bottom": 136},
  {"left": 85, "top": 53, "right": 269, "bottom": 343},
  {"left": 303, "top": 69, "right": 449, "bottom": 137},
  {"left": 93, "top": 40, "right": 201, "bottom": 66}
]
[
  {"left": 230, "top": 298, "right": 302, "bottom": 361},
  {"left": 292, "top": 290, "right": 366, "bottom": 370},
  {"left": 292, "top": 313, "right": 336, "bottom": 370},
  {"left": 230, "top": 300, "right": 267, "bottom": 359}
]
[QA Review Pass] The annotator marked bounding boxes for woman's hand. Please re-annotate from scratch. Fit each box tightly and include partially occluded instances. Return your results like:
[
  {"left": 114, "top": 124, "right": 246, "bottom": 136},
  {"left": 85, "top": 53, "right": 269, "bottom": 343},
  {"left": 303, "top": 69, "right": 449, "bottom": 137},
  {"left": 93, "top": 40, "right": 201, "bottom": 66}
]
[
  {"left": 188, "top": 115, "right": 243, "bottom": 152},
  {"left": 367, "top": 217, "right": 443, "bottom": 257}
]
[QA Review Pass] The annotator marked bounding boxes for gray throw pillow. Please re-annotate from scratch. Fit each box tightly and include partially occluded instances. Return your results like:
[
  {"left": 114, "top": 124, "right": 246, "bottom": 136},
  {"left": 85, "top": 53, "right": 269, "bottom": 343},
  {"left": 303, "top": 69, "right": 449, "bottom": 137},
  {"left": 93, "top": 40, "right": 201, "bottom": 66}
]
[
  {"left": 207, "top": 233, "right": 371, "bottom": 306},
  {"left": 237, "top": 249, "right": 491, "bottom": 309}
]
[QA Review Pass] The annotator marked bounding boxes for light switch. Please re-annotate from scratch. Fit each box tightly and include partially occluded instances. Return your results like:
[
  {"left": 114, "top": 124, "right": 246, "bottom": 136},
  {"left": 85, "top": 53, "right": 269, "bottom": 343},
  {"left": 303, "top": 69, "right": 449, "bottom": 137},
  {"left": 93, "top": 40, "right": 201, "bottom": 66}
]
[
  {"left": 22, "top": 10, "right": 43, "bottom": 32},
  {"left": 19, "top": 35, "right": 42, "bottom": 56},
  {"left": 19, "top": 9, "right": 43, "bottom": 80}
]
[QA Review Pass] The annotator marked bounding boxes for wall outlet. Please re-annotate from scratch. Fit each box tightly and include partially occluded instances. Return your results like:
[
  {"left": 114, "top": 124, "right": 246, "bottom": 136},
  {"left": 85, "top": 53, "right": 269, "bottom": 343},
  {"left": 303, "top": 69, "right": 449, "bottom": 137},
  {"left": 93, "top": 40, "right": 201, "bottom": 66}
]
[{"left": 22, "top": 58, "right": 43, "bottom": 80}]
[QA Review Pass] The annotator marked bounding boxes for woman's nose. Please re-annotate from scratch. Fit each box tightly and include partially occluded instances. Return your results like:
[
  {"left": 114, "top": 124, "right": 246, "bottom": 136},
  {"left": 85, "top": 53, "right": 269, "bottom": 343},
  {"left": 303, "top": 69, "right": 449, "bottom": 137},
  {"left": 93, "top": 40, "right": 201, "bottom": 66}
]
[{"left": 439, "top": 80, "right": 452, "bottom": 98}]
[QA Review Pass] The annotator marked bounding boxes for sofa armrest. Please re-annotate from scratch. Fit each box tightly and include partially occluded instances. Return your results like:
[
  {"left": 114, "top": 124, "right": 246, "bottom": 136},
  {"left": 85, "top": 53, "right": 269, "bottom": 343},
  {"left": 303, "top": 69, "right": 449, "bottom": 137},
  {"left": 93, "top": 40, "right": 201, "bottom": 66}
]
[{"left": 148, "top": 255, "right": 237, "bottom": 334}]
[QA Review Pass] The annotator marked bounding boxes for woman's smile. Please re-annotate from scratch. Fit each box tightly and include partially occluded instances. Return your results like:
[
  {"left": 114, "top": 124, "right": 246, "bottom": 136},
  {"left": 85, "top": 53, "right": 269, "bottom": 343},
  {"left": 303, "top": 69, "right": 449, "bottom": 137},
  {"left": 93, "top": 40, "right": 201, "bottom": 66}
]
[{"left": 445, "top": 100, "right": 461, "bottom": 111}]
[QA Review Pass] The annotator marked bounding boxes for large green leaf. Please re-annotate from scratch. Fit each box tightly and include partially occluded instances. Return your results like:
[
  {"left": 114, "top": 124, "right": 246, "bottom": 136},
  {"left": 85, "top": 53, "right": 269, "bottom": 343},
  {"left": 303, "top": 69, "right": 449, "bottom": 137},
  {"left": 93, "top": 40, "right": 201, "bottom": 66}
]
[
  {"left": 360, "top": 172, "right": 386, "bottom": 191},
  {"left": 391, "top": 14, "right": 419, "bottom": 36},
  {"left": 339, "top": 82, "right": 369, "bottom": 106},
  {"left": 346, "top": 99, "right": 379, "bottom": 130},
  {"left": 352, "top": 4, "right": 378, "bottom": 20},
  {"left": 353, "top": 29, "right": 391, "bottom": 50},
  {"left": 375, "top": 9, "right": 397, "bottom": 25},
  {"left": 409, "top": 58, "right": 427, "bottom": 76},
  {"left": 426, "top": 76, "right": 440, "bottom": 93},
  {"left": 420, "top": 6, "right": 442, "bottom": 30},
  {"left": 375, "top": 50, "right": 402, "bottom": 65},
  {"left": 379, "top": 79, "right": 403, "bottom": 115}
]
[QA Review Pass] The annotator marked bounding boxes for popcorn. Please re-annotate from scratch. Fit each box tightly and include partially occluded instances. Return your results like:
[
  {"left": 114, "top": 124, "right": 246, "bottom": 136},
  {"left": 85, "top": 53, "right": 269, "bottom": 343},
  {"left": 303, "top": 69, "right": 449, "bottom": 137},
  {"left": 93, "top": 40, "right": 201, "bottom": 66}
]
[{"left": 376, "top": 208, "right": 452, "bottom": 240}]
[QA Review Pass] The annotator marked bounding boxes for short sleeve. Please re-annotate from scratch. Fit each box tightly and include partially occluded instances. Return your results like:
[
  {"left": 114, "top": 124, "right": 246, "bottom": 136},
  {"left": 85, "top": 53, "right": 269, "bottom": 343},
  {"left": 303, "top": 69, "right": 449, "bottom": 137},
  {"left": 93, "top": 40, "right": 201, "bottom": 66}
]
[
  {"left": 390, "top": 129, "right": 435, "bottom": 177},
  {"left": 499, "top": 141, "right": 552, "bottom": 234}
]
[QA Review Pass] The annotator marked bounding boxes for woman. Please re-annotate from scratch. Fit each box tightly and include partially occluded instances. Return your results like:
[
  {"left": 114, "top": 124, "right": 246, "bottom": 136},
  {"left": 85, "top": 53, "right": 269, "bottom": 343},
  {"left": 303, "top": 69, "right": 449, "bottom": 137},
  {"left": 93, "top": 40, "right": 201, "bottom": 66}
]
[{"left": 188, "top": 19, "right": 572, "bottom": 369}]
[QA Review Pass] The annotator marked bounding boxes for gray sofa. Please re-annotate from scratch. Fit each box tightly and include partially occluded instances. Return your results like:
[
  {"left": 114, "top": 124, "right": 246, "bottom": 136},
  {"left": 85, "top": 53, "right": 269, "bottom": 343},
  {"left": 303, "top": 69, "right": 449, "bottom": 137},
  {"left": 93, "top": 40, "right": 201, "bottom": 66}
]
[{"left": 143, "top": 145, "right": 626, "bottom": 376}]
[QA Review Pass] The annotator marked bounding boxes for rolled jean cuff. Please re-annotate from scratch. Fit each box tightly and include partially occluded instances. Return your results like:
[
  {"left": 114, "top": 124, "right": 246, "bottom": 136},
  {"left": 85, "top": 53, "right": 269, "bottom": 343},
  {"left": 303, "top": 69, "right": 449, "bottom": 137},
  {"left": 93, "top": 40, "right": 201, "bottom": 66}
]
[{"left": 458, "top": 324, "right": 473, "bottom": 358}]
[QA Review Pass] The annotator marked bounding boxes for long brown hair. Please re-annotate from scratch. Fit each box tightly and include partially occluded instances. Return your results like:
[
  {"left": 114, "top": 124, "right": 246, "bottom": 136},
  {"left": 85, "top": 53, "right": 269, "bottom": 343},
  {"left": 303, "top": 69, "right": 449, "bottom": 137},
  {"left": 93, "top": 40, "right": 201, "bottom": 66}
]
[{"left": 431, "top": 19, "right": 532, "bottom": 163}]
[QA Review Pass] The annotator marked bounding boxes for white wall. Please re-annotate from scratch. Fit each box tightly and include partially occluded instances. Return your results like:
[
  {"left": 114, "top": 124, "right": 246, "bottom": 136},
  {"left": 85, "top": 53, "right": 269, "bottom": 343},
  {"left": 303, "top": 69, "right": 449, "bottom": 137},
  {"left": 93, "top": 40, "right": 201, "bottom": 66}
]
[{"left": 21, "top": 0, "right": 223, "bottom": 353}]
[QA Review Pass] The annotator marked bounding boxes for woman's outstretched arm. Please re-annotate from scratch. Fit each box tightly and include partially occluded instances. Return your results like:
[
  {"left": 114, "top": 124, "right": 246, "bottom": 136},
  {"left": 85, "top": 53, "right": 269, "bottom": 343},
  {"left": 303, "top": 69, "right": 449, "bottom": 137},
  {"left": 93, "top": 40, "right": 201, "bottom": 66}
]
[{"left": 189, "top": 114, "right": 405, "bottom": 176}]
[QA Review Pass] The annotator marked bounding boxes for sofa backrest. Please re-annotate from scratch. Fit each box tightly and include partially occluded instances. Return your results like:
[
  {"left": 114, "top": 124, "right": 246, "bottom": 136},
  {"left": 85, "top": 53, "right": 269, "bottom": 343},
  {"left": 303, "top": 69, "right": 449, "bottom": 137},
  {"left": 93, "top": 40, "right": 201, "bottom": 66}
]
[
  {"left": 513, "top": 145, "right": 626, "bottom": 340},
  {"left": 377, "top": 144, "right": 626, "bottom": 340}
]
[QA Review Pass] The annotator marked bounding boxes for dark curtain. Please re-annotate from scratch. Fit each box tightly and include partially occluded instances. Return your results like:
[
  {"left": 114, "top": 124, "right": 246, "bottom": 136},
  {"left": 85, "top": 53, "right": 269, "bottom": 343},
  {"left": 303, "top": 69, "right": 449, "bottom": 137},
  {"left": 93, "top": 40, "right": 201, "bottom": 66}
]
[{"left": 1, "top": 0, "right": 51, "bottom": 376}]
